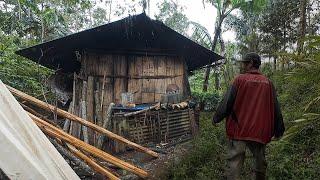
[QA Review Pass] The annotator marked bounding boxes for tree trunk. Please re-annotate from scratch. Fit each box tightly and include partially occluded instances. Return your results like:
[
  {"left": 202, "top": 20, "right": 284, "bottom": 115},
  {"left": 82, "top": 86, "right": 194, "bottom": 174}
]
[
  {"left": 214, "top": 70, "right": 220, "bottom": 90},
  {"left": 297, "top": 0, "right": 308, "bottom": 54},
  {"left": 202, "top": 16, "right": 223, "bottom": 92}
]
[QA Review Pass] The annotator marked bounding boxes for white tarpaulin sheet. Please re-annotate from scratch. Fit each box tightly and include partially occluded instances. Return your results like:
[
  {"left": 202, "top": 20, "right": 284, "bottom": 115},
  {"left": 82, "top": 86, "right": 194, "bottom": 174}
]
[{"left": 0, "top": 81, "right": 79, "bottom": 180}]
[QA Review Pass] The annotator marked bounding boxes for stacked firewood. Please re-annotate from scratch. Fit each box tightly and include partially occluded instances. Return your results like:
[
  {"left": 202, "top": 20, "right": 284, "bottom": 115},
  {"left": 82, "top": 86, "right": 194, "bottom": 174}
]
[{"left": 6, "top": 85, "right": 159, "bottom": 179}]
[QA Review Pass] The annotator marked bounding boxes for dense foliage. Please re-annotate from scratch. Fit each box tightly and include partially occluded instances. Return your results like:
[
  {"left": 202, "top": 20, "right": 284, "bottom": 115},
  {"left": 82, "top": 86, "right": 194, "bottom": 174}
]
[{"left": 165, "top": 35, "right": 320, "bottom": 179}]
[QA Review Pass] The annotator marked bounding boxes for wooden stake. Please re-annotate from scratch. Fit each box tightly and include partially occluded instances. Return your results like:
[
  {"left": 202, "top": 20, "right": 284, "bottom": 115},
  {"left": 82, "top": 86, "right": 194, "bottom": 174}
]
[
  {"left": 101, "top": 72, "right": 106, "bottom": 109},
  {"left": 63, "top": 103, "right": 73, "bottom": 132},
  {"left": 64, "top": 73, "right": 77, "bottom": 132},
  {"left": 94, "top": 82, "right": 103, "bottom": 146},
  {"left": 87, "top": 76, "right": 95, "bottom": 144},
  {"left": 6, "top": 85, "right": 158, "bottom": 158},
  {"left": 97, "top": 103, "right": 115, "bottom": 149},
  {"left": 28, "top": 113, "right": 148, "bottom": 178},
  {"left": 81, "top": 81, "right": 89, "bottom": 143}
]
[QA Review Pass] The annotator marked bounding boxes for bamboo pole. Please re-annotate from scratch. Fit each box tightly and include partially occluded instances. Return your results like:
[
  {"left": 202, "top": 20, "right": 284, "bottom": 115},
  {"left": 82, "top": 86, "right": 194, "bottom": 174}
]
[
  {"left": 6, "top": 85, "right": 158, "bottom": 158},
  {"left": 49, "top": 139, "right": 94, "bottom": 175},
  {"left": 66, "top": 144, "right": 120, "bottom": 180},
  {"left": 28, "top": 113, "right": 148, "bottom": 178},
  {"left": 23, "top": 102, "right": 118, "bottom": 179}
]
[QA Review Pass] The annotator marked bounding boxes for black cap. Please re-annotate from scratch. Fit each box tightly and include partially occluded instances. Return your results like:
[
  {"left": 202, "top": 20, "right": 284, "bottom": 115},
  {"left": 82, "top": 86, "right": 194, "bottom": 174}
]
[{"left": 238, "top": 52, "right": 261, "bottom": 66}]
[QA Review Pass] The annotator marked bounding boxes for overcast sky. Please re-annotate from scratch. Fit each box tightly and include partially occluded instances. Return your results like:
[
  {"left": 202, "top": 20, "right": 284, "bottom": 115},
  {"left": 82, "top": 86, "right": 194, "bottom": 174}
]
[{"left": 102, "top": 0, "right": 236, "bottom": 42}]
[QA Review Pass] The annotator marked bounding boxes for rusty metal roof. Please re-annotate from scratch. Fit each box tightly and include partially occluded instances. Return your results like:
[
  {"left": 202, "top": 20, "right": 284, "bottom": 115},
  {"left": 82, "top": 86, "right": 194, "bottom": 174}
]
[{"left": 16, "top": 13, "right": 223, "bottom": 72}]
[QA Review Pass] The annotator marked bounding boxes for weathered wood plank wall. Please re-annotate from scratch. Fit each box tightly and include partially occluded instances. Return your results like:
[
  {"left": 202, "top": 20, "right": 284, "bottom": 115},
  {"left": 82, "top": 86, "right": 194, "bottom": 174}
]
[
  {"left": 81, "top": 52, "right": 187, "bottom": 105},
  {"left": 68, "top": 51, "right": 190, "bottom": 146}
]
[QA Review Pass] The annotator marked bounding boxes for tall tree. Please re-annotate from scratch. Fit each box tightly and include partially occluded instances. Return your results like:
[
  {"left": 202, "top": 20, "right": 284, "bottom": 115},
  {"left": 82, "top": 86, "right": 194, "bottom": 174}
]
[
  {"left": 202, "top": 0, "right": 266, "bottom": 91},
  {"left": 297, "top": 0, "right": 309, "bottom": 54},
  {"left": 155, "top": 1, "right": 190, "bottom": 36}
]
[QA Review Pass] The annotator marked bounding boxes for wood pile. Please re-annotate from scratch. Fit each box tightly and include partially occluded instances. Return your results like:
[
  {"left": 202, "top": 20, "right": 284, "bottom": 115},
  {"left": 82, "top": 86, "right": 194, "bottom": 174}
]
[{"left": 6, "top": 84, "right": 159, "bottom": 179}]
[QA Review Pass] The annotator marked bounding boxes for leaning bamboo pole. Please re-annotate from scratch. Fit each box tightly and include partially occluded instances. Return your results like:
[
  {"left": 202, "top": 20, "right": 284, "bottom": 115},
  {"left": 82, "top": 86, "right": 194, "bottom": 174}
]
[
  {"left": 66, "top": 144, "right": 120, "bottom": 180},
  {"left": 6, "top": 85, "right": 158, "bottom": 158},
  {"left": 22, "top": 104, "right": 120, "bottom": 179},
  {"left": 28, "top": 113, "right": 148, "bottom": 178}
]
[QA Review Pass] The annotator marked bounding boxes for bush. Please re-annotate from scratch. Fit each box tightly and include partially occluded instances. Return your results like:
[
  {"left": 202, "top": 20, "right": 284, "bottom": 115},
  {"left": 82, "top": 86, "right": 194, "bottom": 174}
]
[{"left": 191, "top": 90, "right": 221, "bottom": 111}]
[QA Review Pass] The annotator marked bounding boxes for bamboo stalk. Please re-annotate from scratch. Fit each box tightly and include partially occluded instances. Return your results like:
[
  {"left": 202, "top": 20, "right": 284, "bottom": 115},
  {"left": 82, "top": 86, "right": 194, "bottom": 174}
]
[
  {"left": 28, "top": 113, "right": 148, "bottom": 178},
  {"left": 7, "top": 85, "right": 158, "bottom": 158},
  {"left": 20, "top": 103, "right": 59, "bottom": 127},
  {"left": 66, "top": 144, "right": 120, "bottom": 180},
  {"left": 23, "top": 104, "right": 118, "bottom": 179},
  {"left": 49, "top": 139, "right": 94, "bottom": 175}
]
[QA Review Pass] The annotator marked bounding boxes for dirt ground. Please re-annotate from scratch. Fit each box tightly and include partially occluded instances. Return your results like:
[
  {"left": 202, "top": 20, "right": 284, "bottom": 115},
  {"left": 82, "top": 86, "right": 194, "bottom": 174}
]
[{"left": 120, "top": 139, "right": 194, "bottom": 180}]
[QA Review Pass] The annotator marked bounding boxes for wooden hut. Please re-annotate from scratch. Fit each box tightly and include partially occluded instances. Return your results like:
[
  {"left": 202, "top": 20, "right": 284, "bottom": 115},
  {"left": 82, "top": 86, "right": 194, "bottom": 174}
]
[{"left": 16, "top": 13, "right": 223, "bottom": 152}]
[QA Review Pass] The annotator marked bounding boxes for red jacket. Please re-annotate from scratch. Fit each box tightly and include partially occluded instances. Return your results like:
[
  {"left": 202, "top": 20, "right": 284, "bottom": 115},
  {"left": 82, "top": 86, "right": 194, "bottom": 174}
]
[{"left": 213, "top": 70, "right": 285, "bottom": 144}]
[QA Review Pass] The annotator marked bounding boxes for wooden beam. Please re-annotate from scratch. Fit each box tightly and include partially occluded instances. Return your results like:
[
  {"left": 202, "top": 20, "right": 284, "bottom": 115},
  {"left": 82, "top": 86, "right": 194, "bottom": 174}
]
[
  {"left": 6, "top": 85, "right": 158, "bottom": 158},
  {"left": 28, "top": 113, "right": 148, "bottom": 178}
]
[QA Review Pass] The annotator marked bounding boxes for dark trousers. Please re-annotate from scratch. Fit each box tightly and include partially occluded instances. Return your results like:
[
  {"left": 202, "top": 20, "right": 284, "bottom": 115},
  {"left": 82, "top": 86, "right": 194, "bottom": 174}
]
[{"left": 226, "top": 139, "right": 267, "bottom": 180}]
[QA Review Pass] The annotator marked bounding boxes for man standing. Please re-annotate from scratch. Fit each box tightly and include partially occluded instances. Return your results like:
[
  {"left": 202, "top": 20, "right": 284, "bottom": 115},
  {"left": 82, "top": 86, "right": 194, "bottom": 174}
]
[{"left": 212, "top": 53, "right": 285, "bottom": 180}]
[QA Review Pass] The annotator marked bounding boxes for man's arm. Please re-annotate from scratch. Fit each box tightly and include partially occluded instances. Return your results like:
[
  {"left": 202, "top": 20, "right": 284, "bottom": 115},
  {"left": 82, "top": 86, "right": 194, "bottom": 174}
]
[
  {"left": 212, "top": 84, "right": 237, "bottom": 124},
  {"left": 271, "top": 83, "right": 285, "bottom": 138}
]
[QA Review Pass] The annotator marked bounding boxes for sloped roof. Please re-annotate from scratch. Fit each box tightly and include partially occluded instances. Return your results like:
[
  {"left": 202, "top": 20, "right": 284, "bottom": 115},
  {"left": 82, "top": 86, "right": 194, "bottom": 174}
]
[{"left": 16, "top": 13, "right": 223, "bottom": 72}]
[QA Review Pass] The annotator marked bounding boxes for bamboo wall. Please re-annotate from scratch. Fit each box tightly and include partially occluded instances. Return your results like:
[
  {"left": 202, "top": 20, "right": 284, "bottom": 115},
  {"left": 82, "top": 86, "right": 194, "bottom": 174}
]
[{"left": 67, "top": 51, "right": 191, "bottom": 147}]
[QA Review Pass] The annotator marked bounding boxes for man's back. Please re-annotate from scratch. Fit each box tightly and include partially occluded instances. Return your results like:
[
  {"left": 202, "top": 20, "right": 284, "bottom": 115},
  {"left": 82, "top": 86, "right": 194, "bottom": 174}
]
[
  {"left": 227, "top": 70, "right": 275, "bottom": 144},
  {"left": 212, "top": 52, "right": 285, "bottom": 180}
]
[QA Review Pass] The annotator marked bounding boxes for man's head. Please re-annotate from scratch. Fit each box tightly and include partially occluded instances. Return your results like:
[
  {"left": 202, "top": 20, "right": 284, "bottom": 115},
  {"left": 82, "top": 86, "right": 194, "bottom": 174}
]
[{"left": 238, "top": 52, "right": 261, "bottom": 73}]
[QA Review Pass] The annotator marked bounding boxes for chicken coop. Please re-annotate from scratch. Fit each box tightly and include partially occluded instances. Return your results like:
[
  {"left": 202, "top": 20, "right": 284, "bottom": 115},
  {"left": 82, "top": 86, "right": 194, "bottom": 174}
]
[{"left": 16, "top": 13, "right": 223, "bottom": 152}]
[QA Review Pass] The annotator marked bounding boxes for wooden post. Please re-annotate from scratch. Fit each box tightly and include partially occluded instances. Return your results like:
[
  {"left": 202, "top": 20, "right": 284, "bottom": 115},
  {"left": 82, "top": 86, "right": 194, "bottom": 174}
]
[
  {"left": 81, "top": 81, "right": 89, "bottom": 143},
  {"left": 101, "top": 73, "right": 106, "bottom": 109},
  {"left": 94, "top": 82, "right": 103, "bottom": 146},
  {"left": 28, "top": 113, "right": 149, "bottom": 178},
  {"left": 87, "top": 76, "right": 95, "bottom": 144},
  {"left": 97, "top": 103, "right": 115, "bottom": 149},
  {"left": 70, "top": 81, "right": 81, "bottom": 138},
  {"left": 6, "top": 85, "right": 158, "bottom": 158},
  {"left": 63, "top": 103, "right": 73, "bottom": 132}
]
